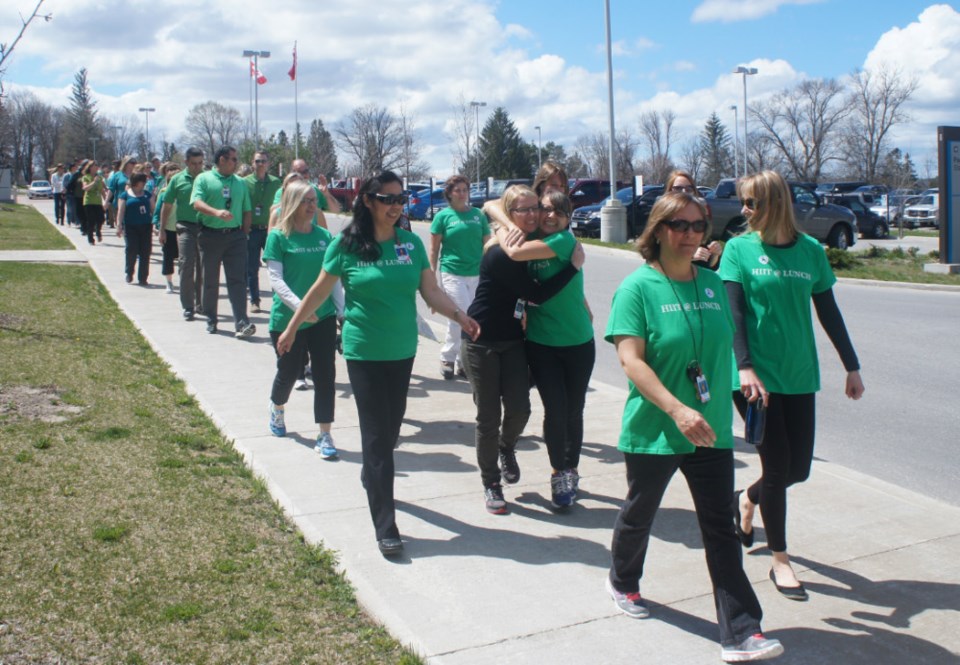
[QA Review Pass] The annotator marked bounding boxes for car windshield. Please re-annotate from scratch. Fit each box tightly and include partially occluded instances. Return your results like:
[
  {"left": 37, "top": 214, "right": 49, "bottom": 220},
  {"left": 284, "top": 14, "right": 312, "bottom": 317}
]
[
  {"left": 597, "top": 187, "right": 634, "bottom": 206},
  {"left": 32, "top": 181, "right": 51, "bottom": 187},
  {"left": 915, "top": 196, "right": 935, "bottom": 206}
]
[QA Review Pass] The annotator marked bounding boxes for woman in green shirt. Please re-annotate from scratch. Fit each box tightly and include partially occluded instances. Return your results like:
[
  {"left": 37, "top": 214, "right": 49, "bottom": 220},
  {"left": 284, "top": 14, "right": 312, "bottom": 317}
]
[
  {"left": 277, "top": 171, "right": 480, "bottom": 557},
  {"left": 605, "top": 192, "right": 783, "bottom": 663},
  {"left": 81, "top": 160, "right": 106, "bottom": 245}
]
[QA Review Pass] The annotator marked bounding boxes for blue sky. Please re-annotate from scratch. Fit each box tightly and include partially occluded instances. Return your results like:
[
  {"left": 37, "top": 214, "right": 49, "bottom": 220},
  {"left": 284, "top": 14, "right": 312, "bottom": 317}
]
[{"left": 3, "top": 0, "right": 957, "bottom": 179}]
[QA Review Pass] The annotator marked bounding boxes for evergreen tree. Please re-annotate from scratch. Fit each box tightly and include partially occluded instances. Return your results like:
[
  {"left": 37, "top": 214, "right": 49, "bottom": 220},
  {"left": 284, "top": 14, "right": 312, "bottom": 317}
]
[
  {"left": 699, "top": 112, "right": 734, "bottom": 187},
  {"left": 478, "top": 107, "right": 531, "bottom": 179},
  {"left": 59, "top": 68, "right": 100, "bottom": 161},
  {"left": 307, "top": 118, "right": 338, "bottom": 178}
]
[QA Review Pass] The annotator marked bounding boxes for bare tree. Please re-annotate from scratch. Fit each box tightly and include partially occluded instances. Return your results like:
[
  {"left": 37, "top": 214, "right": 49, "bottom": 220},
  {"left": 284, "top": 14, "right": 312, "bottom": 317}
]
[
  {"left": 5, "top": 90, "right": 62, "bottom": 182},
  {"left": 750, "top": 78, "right": 851, "bottom": 181},
  {"left": 335, "top": 103, "right": 404, "bottom": 176},
  {"left": 638, "top": 109, "right": 676, "bottom": 183},
  {"left": 0, "top": 0, "right": 51, "bottom": 97},
  {"left": 575, "top": 132, "right": 607, "bottom": 178},
  {"left": 397, "top": 103, "right": 430, "bottom": 180},
  {"left": 678, "top": 136, "right": 705, "bottom": 184},
  {"left": 614, "top": 129, "right": 638, "bottom": 180},
  {"left": 842, "top": 66, "right": 919, "bottom": 181},
  {"left": 746, "top": 131, "right": 787, "bottom": 175},
  {"left": 184, "top": 101, "right": 244, "bottom": 160},
  {"left": 449, "top": 93, "right": 477, "bottom": 177}
]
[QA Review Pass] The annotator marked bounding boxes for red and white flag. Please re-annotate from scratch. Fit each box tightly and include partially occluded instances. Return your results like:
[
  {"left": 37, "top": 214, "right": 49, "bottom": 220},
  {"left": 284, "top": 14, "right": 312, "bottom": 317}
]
[
  {"left": 288, "top": 43, "right": 297, "bottom": 81},
  {"left": 250, "top": 58, "right": 267, "bottom": 85}
]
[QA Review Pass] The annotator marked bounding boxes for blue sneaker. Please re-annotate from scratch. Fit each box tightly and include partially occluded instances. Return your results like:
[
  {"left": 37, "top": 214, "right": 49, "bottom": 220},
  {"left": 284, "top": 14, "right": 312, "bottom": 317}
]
[
  {"left": 550, "top": 472, "right": 573, "bottom": 509},
  {"left": 316, "top": 432, "right": 338, "bottom": 460},
  {"left": 269, "top": 402, "right": 286, "bottom": 437},
  {"left": 564, "top": 468, "right": 580, "bottom": 502}
]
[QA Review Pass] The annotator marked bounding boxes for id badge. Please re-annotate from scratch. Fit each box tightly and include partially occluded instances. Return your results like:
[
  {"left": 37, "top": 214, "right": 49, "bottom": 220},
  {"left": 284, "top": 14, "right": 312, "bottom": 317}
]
[
  {"left": 221, "top": 186, "right": 231, "bottom": 199},
  {"left": 513, "top": 299, "right": 526, "bottom": 320},
  {"left": 394, "top": 244, "right": 412, "bottom": 264},
  {"left": 695, "top": 373, "right": 711, "bottom": 403},
  {"left": 139, "top": 205, "right": 147, "bottom": 215},
  {"left": 255, "top": 205, "right": 262, "bottom": 217}
]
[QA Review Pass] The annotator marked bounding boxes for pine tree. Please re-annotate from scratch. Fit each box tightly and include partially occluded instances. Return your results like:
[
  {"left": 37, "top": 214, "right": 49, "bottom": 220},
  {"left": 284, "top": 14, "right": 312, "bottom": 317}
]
[
  {"left": 306, "top": 119, "right": 338, "bottom": 178},
  {"left": 59, "top": 68, "right": 100, "bottom": 161},
  {"left": 478, "top": 107, "right": 531, "bottom": 179},
  {"left": 699, "top": 112, "right": 733, "bottom": 187}
]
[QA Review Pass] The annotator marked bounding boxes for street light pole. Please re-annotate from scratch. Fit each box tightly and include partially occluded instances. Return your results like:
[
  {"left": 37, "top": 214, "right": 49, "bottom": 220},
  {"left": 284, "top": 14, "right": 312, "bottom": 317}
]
[
  {"left": 90, "top": 137, "right": 99, "bottom": 162},
  {"left": 601, "top": 0, "right": 626, "bottom": 243},
  {"left": 730, "top": 105, "right": 739, "bottom": 179},
  {"left": 243, "top": 49, "right": 271, "bottom": 148},
  {"left": 138, "top": 107, "right": 155, "bottom": 156},
  {"left": 534, "top": 125, "right": 542, "bottom": 170},
  {"left": 112, "top": 125, "right": 122, "bottom": 159},
  {"left": 733, "top": 66, "right": 757, "bottom": 176},
  {"left": 470, "top": 100, "right": 486, "bottom": 187}
]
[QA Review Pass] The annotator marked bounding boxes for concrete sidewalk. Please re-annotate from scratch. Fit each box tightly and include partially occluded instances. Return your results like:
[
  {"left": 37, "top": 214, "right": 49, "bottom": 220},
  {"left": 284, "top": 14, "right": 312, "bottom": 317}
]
[{"left": 18, "top": 201, "right": 960, "bottom": 664}]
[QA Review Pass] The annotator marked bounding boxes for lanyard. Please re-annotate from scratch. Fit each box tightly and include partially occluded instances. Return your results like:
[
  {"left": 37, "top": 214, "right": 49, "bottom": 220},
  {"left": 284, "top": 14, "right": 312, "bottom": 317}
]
[{"left": 659, "top": 263, "right": 704, "bottom": 367}]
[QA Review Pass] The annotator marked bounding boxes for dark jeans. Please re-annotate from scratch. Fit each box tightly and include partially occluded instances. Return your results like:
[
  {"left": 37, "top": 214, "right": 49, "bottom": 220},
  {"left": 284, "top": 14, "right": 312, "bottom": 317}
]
[
  {"left": 198, "top": 227, "right": 248, "bottom": 326},
  {"left": 124, "top": 224, "right": 152, "bottom": 282},
  {"left": 526, "top": 339, "right": 595, "bottom": 471},
  {"left": 269, "top": 316, "right": 337, "bottom": 423},
  {"left": 65, "top": 195, "right": 77, "bottom": 226},
  {"left": 610, "top": 447, "right": 763, "bottom": 648},
  {"left": 346, "top": 357, "right": 415, "bottom": 541},
  {"left": 461, "top": 339, "right": 531, "bottom": 487},
  {"left": 176, "top": 222, "right": 203, "bottom": 312},
  {"left": 160, "top": 228, "right": 179, "bottom": 276},
  {"left": 734, "top": 392, "right": 816, "bottom": 553},
  {"left": 54, "top": 193, "right": 64, "bottom": 223},
  {"left": 83, "top": 204, "right": 104, "bottom": 241},
  {"left": 247, "top": 226, "right": 267, "bottom": 305}
]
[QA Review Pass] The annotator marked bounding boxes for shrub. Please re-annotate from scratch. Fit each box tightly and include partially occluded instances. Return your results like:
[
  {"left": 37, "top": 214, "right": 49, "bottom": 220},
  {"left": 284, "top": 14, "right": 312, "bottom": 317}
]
[{"left": 826, "top": 248, "right": 859, "bottom": 270}]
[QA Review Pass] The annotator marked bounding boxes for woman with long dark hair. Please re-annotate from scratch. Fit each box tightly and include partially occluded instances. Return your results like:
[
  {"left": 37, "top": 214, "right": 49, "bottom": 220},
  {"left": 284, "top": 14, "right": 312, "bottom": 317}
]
[{"left": 277, "top": 171, "right": 480, "bottom": 557}]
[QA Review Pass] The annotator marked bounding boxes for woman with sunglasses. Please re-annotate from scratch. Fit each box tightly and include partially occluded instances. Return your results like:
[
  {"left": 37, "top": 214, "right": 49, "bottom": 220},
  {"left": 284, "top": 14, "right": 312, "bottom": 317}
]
[
  {"left": 277, "top": 171, "right": 480, "bottom": 557},
  {"left": 494, "top": 190, "right": 594, "bottom": 510},
  {"left": 605, "top": 191, "right": 784, "bottom": 663},
  {"left": 720, "top": 171, "right": 864, "bottom": 601},
  {"left": 665, "top": 169, "right": 724, "bottom": 269},
  {"left": 429, "top": 174, "right": 490, "bottom": 380},
  {"left": 461, "top": 185, "right": 584, "bottom": 514}
]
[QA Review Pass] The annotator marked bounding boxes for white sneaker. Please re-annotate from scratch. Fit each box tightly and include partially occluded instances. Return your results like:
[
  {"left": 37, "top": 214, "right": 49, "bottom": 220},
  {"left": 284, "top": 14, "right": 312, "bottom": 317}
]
[
  {"left": 295, "top": 379, "right": 309, "bottom": 391},
  {"left": 165, "top": 282, "right": 175, "bottom": 294}
]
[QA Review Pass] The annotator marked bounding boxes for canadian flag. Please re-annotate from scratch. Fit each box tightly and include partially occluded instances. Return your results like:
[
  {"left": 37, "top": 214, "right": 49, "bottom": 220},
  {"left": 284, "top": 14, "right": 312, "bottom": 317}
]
[{"left": 250, "top": 58, "right": 267, "bottom": 85}]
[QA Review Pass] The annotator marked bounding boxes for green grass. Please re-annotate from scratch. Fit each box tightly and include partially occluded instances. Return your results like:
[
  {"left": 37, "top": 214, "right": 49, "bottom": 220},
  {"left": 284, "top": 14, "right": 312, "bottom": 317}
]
[
  {"left": 579, "top": 236, "right": 637, "bottom": 252},
  {"left": 0, "top": 260, "right": 423, "bottom": 664},
  {"left": 828, "top": 246, "right": 960, "bottom": 285},
  {"left": 0, "top": 202, "right": 73, "bottom": 249}
]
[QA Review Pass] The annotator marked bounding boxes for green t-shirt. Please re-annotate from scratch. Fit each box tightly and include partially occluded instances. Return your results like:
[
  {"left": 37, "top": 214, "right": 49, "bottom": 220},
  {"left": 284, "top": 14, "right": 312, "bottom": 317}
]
[
  {"left": 189, "top": 169, "right": 252, "bottom": 229},
  {"left": 262, "top": 225, "right": 336, "bottom": 333},
  {"left": 525, "top": 231, "right": 593, "bottom": 346},
  {"left": 82, "top": 174, "right": 105, "bottom": 206},
  {"left": 605, "top": 265, "right": 735, "bottom": 455},
  {"left": 429, "top": 207, "right": 490, "bottom": 276},
  {"left": 164, "top": 170, "right": 199, "bottom": 223},
  {"left": 244, "top": 173, "right": 282, "bottom": 227},
  {"left": 322, "top": 228, "right": 428, "bottom": 361},
  {"left": 719, "top": 232, "right": 836, "bottom": 394}
]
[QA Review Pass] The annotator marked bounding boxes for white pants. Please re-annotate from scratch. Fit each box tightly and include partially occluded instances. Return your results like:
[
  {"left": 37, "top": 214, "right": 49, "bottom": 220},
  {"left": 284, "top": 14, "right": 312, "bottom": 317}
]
[{"left": 439, "top": 272, "right": 479, "bottom": 365}]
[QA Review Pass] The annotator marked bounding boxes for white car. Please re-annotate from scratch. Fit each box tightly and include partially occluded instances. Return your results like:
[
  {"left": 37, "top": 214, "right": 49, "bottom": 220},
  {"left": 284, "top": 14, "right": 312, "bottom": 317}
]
[
  {"left": 28, "top": 180, "right": 54, "bottom": 199},
  {"left": 902, "top": 194, "right": 939, "bottom": 229}
]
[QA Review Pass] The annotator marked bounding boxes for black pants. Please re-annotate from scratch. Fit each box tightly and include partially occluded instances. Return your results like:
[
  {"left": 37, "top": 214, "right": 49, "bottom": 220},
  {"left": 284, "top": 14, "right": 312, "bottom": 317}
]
[
  {"left": 83, "top": 204, "right": 104, "bottom": 241},
  {"left": 269, "top": 317, "right": 336, "bottom": 423},
  {"left": 346, "top": 357, "right": 414, "bottom": 541},
  {"left": 54, "top": 193, "right": 65, "bottom": 223},
  {"left": 198, "top": 227, "right": 248, "bottom": 326},
  {"left": 610, "top": 447, "right": 763, "bottom": 648},
  {"left": 124, "top": 224, "right": 152, "bottom": 283},
  {"left": 160, "top": 228, "right": 179, "bottom": 276},
  {"left": 526, "top": 339, "right": 595, "bottom": 471},
  {"left": 461, "top": 338, "right": 531, "bottom": 487},
  {"left": 734, "top": 392, "right": 816, "bottom": 553}
]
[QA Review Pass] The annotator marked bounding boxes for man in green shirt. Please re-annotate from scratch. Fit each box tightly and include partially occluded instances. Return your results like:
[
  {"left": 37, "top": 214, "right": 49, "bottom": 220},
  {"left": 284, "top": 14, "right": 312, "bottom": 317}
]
[
  {"left": 161, "top": 147, "right": 206, "bottom": 320},
  {"left": 190, "top": 145, "right": 255, "bottom": 339},
  {"left": 243, "top": 151, "right": 282, "bottom": 312}
]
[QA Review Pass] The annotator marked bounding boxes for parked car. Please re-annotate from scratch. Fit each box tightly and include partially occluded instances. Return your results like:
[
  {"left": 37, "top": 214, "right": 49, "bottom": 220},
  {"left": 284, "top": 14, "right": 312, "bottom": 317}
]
[
  {"left": 870, "top": 194, "right": 920, "bottom": 225},
  {"left": 902, "top": 194, "right": 939, "bottom": 228},
  {"left": 697, "top": 186, "right": 715, "bottom": 198},
  {"left": 815, "top": 181, "right": 868, "bottom": 197},
  {"left": 853, "top": 184, "right": 888, "bottom": 197},
  {"left": 830, "top": 194, "right": 889, "bottom": 239},
  {"left": 569, "top": 185, "right": 663, "bottom": 239},
  {"left": 28, "top": 180, "right": 53, "bottom": 199},
  {"left": 404, "top": 187, "right": 448, "bottom": 220},
  {"left": 567, "top": 179, "right": 629, "bottom": 210}
]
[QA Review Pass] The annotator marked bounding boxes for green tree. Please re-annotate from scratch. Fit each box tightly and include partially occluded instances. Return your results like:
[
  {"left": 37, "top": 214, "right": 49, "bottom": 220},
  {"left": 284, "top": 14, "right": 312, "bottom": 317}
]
[
  {"left": 478, "top": 107, "right": 530, "bottom": 179},
  {"left": 306, "top": 118, "right": 338, "bottom": 178},
  {"left": 699, "top": 112, "right": 734, "bottom": 187},
  {"left": 878, "top": 148, "right": 917, "bottom": 189},
  {"left": 58, "top": 68, "right": 100, "bottom": 162}
]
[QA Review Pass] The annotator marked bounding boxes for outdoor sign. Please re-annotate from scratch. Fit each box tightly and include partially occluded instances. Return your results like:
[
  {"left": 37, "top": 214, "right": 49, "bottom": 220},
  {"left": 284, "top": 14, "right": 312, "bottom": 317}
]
[{"left": 937, "top": 126, "right": 959, "bottom": 264}]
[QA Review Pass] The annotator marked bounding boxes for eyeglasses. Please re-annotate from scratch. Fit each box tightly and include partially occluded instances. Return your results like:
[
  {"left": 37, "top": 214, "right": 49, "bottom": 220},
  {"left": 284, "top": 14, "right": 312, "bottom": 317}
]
[
  {"left": 740, "top": 198, "right": 757, "bottom": 209},
  {"left": 540, "top": 206, "right": 567, "bottom": 216},
  {"left": 254, "top": 159, "right": 267, "bottom": 164},
  {"left": 671, "top": 185, "right": 696, "bottom": 194},
  {"left": 372, "top": 193, "right": 408, "bottom": 206},
  {"left": 509, "top": 206, "right": 540, "bottom": 215},
  {"left": 662, "top": 219, "right": 708, "bottom": 233}
]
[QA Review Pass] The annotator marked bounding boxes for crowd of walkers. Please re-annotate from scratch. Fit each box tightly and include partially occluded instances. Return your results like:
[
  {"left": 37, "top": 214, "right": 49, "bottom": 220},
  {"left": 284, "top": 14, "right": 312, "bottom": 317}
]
[{"left": 44, "top": 151, "right": 867, "bottom": 662}]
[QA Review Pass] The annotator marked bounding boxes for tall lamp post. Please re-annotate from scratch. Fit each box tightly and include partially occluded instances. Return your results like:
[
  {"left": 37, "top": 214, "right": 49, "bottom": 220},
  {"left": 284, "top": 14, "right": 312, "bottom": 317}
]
[
  {"left": 112, "top": 125, "right": 122, "bottom": 159},
  {"left": 89, "top": 137, "right": 99, "bottom": 162},
  {"left": 730, "top": 105, "right": 739, "bottom": 179},
  {"left": 138, "top": 107, "right": 155, "bottom": 156},
  {"left": 243, "top": 49, "right": 271, "bottom": 148},
  {"left": 733, "top": 66, "right": 757, "bottom": 176},
  {"left": 470, "top": 100, "right": 486, "bottom": 187},
  {"left": 534, "top": 125, "right": 542, "bottom": 170},
  {"left": 600, "top": 0, "right": 626, "bottom": 243}
]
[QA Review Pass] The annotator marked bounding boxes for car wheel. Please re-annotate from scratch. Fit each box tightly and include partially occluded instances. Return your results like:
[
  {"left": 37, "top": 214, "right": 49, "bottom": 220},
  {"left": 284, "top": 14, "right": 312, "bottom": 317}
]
[
  {"left": 828, "top": 225, "right": 851, "bottom": 250},
  {"left": 874, "top": 222, "right": 889, "bottom": 239}
]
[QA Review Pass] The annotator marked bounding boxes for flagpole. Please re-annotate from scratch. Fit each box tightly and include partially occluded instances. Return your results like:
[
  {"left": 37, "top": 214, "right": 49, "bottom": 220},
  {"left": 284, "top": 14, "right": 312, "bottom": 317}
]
[
  {"left": 293, "top": 41, "right": 299, "bottom": 160},
  {"left": 248, "top": 60, "right": 253, "bottom": 140}
]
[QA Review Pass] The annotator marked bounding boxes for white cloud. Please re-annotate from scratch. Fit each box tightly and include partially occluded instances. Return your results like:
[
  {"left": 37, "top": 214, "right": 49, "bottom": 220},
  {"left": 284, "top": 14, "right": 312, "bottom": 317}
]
[
  {"left": 673, "top": 60, "right": 696, "bottom": 72},
  {"left": 691, "top": 0, "right": 824, "bottom": 23}
]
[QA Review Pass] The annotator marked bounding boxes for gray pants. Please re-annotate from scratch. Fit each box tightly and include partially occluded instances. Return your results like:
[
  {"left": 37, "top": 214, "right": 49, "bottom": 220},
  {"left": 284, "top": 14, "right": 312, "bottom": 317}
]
[
  {"left": 198, "top": 227, "right": 248, "bottom": 327},
  {"left": 176, "top": 222, "right": 203, "bottom": 313}
]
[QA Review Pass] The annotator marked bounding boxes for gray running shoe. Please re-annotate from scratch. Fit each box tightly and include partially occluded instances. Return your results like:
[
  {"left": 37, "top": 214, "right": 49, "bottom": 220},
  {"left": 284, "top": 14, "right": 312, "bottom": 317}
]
[
  {"left": 721, "top": 634, "right": 784, "bottom": 662},
  {"left": 605, "top": 577, "right": 650, "bottom": 619}
]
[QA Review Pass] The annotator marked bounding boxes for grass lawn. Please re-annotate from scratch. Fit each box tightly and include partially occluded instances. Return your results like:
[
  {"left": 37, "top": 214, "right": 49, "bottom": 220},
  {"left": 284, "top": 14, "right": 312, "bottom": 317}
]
[
  {"left": 0, "top": 203, "right": 74, "bottom": 250},
  {"left": 829, "top": 246, "right": 960, "bottom": 285},
  {"left": 0, "top": 261, "right": 421, "bottom": 663}
]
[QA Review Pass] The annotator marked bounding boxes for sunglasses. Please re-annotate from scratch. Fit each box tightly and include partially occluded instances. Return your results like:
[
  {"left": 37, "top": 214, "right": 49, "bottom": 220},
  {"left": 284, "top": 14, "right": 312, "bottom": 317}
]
[
  {"left": 372, "top": 193, "right": 408, "bottom": 206},
  {"left": 254, "top": 159, "right": 267, "bottom": 164},
  {"left": 740, "top": 198, "right": 757, "bottom": 209},
  {"left": 662, "top": 219, "right": 708, "bottom": 233},
  {"left": 509, "top": 206, "right": 540, "bottom": 215},
  {"left": 671, "top": 185, "right": 696, "bottom": 194}
]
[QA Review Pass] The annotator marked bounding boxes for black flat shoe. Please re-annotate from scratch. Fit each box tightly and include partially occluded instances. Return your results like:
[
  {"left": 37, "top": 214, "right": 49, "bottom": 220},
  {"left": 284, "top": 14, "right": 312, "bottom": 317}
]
[
  {"left": 377, "top": 537, "right": 404, "bottom": 557},
  {"left": 769, "top": 569, "right": 808, "bottom": 601},
  {"left": 733, "top": 490, "right": 754, "bottom": 547}
]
